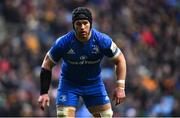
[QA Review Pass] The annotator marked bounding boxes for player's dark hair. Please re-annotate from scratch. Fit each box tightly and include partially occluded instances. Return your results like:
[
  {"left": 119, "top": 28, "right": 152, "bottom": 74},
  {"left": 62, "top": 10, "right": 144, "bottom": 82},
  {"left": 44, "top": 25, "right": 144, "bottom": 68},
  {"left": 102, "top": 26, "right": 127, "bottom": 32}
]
[{"left": 72, "top": 7, "right": 92, "bottom": 29}]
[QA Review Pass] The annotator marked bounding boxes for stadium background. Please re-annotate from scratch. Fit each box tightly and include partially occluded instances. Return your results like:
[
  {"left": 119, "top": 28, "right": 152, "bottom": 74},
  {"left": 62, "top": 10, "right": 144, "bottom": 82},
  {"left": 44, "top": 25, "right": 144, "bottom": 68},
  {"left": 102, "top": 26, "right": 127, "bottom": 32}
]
[{"left": 0, "top": 0, "right": 180, "bottom": 117}]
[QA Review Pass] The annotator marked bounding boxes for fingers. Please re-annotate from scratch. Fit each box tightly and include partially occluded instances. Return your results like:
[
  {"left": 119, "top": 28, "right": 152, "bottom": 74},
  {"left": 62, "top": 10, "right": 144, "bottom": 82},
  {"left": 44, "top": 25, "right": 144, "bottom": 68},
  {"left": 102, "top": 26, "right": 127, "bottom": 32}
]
[
  {"left": 38, "top": 100, "right": 45, "bottom": 111},
  {"left": 40, "top": 105, "right": 44, "bottom": 111},
  {"left": 47, "top": 100, "right": 50, "bottom": 107},
  {"left": 113, "top": 89, "right": 126, "bottom": 106},
  {"left": 39, "top": 100, "right": 49, "bottom": 111},
  {"left": 115, "top": 98, "right": 120, "bottom": 106},
  {"left": 115, "top": 98, "right": 125, "bottom": 105},
  {"left": 115, "top": 98, "right": 119, "bottom": 105},
  {"left": 113, "top": 97, "right": 120, "bottom": 106},
  {"left": 38, "top": 97, "right": 50, "bottom": 111},
  {"left": 38, "top": 97, "right": 43, "bottom": 110},
  {"left": 42, "top": 100, "right": 46, "bottom": 110},
  {"left": 114, "top": 96, "right": 126, "bottom": 106},
  {"left": 38, "top": 101, "right": 44, "bottom": 111}
]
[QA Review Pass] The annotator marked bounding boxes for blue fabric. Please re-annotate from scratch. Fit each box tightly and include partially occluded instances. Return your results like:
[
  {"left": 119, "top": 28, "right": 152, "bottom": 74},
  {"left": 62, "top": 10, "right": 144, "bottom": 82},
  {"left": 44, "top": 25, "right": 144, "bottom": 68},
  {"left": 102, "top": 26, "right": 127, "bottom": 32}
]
[
  {"left": 49, "top": 28, "right": 119, "bottom": 106},
  {"left": 56, "top": 79, "right": 110, "bottom": 107},
  {"left": 49, "top": 28, "right": 120, "bottom": 85}
]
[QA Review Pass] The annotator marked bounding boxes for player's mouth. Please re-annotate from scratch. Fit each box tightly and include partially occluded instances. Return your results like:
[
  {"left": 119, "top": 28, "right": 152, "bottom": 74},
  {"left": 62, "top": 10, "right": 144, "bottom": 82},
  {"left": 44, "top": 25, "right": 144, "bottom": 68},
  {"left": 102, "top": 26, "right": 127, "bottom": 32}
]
[{"left": 80, "top": 31, "right": 87, "bottom": 36}]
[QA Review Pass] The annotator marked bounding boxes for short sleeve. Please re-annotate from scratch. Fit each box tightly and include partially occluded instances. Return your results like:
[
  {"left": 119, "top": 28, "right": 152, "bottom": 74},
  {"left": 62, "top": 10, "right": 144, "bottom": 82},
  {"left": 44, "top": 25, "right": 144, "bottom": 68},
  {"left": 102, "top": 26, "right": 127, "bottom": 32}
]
[
  {"left": 48, "top": 37, "right": 65, "bottom": 64},
  {"left": 102, "top": 34, "right": 121, "bottom": 58}
]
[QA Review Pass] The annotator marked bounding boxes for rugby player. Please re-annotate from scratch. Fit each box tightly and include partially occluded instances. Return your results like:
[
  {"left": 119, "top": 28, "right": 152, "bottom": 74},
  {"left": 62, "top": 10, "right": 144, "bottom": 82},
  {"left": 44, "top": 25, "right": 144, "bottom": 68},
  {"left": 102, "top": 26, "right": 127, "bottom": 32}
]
[{"left": 38, "top": 7, "right": 126, "bottom": 117}]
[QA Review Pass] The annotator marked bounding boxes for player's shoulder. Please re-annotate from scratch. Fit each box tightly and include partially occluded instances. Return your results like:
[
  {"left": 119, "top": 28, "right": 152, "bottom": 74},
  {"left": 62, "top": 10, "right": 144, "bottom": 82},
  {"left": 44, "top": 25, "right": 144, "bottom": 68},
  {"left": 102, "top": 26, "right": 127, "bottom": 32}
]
[
  {"left": 92, "top": 28, "right": 112, "bottom": 46},
  {"left": 92, "top": 28, "right": 112, "bottom": 41},
  {"left": 55, "top": 31, "right": 74, "bottom": 46}
]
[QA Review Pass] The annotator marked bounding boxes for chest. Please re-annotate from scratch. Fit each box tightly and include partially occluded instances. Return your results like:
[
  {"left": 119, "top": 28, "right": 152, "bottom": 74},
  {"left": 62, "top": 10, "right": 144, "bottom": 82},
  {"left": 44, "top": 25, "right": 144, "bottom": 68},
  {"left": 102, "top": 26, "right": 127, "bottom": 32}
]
[{"left": 64, "top": 39, "right": 102, "bottom": 64}]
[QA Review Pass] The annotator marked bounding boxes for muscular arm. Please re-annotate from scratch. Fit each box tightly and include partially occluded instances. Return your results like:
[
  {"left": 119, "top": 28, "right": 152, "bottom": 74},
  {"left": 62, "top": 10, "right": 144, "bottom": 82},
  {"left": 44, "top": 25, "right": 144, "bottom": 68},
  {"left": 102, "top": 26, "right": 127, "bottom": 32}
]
[
  {"left": 112, "top": 53, "right": 126, "bottom": 88},
  {"left": 40, "top": 53, "right": 56, "bottom": 95},
  {"left": 38, "top": 53, "right": 56, "bottom": 110},
  {"left": 41, "top": 53, "right": 55, "bottom": 70},
  {"left": 111, "top": 52, "right": 127, "bottom": 105}
]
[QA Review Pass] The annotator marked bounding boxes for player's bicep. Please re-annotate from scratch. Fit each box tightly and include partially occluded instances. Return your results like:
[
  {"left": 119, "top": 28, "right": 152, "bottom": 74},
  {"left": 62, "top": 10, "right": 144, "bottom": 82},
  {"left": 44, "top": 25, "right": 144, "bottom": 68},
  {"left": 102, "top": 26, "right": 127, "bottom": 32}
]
[
  {"left": 41, "top": 54, "right": 55, "bottom": 70},
  {"left": 111, "top": 52, "right": 125, "bottom": 65}
]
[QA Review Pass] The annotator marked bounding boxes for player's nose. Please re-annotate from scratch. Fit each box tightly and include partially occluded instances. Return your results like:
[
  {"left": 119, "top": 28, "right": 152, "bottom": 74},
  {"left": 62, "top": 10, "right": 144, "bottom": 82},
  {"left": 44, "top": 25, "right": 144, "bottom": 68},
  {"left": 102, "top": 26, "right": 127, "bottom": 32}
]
[{"left": 80, "top": 24, "right": 85, "bottom": 29}]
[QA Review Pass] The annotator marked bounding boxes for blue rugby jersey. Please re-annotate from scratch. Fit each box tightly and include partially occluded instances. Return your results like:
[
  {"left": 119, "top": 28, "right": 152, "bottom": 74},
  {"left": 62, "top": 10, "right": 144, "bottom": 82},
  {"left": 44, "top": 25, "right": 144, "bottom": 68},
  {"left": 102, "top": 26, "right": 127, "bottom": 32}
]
[{"left": 48, "top": 28, "right": 121, "bottom": 85}]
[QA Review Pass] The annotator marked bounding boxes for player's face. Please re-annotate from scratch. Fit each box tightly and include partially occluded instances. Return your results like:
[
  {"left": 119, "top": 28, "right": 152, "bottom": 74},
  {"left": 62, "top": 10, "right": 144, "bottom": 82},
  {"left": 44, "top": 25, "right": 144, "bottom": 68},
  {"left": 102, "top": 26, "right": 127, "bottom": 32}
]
[{"left": 74, "top": 20, "right": 91, "bottom": 41}]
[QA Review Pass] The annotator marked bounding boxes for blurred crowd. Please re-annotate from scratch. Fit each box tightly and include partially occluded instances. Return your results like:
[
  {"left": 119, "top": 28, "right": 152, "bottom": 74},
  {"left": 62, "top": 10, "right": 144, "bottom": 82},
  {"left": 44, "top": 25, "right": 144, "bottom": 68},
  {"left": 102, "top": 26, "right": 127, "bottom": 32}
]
[{"left": 0, "top": 0, "right": 180, "bottom": 117}]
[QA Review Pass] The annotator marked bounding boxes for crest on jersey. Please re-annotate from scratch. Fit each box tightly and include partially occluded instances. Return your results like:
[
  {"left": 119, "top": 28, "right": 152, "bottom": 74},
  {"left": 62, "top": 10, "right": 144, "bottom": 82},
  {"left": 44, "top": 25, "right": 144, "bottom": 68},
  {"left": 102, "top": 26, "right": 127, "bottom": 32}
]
[
  {"left": 59, "top": 95, "right": 66, "bottom": 102},
  {"left": 92, "top": 45, "right": 99, "bottom": 54}
]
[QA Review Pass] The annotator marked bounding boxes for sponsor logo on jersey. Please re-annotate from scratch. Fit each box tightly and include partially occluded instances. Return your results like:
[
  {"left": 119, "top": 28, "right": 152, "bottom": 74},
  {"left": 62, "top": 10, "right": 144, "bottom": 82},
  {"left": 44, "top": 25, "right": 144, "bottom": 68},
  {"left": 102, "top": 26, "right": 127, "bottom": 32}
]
[
  {"left": 67, "top": 59, "right": 101, "bottom": 65},
  {"left": 67, "top": 49, "right": 75, "bottom": 54},
  {"left": 80, "top": 55, "right": 87, "bottom": 60}
]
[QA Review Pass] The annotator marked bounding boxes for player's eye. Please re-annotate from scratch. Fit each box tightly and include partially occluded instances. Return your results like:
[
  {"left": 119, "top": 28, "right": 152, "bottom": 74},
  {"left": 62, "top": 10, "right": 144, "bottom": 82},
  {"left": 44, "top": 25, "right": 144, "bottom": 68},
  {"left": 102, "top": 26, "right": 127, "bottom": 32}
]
[{"left": 76, "top": 22, "right": 81, "bottom": 26}]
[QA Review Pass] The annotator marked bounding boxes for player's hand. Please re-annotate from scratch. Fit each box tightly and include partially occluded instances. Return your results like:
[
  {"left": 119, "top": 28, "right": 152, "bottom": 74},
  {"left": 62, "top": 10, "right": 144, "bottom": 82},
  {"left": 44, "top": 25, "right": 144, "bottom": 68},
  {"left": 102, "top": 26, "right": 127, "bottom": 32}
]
[
  {"left": 38, "top": 94, "right": 50, "bottom": 111},
  {"left": 113, "top": 87, "right": 126, "bottom": 105}
]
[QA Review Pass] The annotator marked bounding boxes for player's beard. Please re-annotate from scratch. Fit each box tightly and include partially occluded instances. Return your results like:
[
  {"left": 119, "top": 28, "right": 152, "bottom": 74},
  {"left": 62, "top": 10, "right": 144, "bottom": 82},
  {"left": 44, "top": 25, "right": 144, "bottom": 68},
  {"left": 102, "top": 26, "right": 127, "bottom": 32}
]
[{"left": 75, "top": 29, "right": 91, "bottom": 42}]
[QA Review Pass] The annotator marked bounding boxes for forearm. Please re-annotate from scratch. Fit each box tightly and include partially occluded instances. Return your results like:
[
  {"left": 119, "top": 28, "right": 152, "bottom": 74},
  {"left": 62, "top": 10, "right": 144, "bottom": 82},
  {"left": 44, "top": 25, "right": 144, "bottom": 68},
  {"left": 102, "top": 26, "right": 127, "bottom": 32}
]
[
  {"left": 40, "top": 68, "right": 52, "bottom": 95},
  {"left": 114, "top": 53, "right": 126, "bottom": 88},
  {"left": 40, "top": 54, "right": 55, "bottom": 95}
]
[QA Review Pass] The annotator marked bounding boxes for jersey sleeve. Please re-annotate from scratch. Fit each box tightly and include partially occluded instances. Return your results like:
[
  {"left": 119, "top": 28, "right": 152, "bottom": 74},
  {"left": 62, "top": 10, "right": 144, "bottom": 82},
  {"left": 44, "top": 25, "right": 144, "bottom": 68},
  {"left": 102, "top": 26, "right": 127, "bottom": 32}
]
[
  {"left": 101, "top": 34, "right": 121, "bottom": 59},
  {"left": 47, "top": 37, "right": 65, "bottom": 64}
]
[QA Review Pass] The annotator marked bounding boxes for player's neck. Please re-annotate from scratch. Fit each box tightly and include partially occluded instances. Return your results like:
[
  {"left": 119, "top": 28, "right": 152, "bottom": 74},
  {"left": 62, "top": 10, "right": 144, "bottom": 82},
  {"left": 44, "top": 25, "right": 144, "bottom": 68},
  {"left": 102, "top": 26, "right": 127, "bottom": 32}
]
[{"left": 76, "top": 31, "right": 92, "bottom": 43}]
